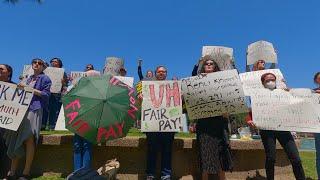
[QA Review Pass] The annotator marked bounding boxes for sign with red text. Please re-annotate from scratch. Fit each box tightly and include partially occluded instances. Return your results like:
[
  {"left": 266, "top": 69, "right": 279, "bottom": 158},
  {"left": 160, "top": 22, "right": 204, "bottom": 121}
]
[
  {"left": 0, "top": 81, "right": 34, "bottom": 131},
  {"left": 181, "top": 69, "right": 248, "bottom": 120},
  {"left": 251, "top": 88, "right": 320, "bottom": 132},
  {"left": 103, "top": 57, "right": 124, "bottom": 76},
  {"left": 141, "top": 80, "right": 183, "bottom": 132}
]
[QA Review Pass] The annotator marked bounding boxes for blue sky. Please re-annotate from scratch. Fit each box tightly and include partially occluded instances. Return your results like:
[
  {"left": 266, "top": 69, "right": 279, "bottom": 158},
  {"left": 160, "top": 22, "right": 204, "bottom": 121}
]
[{"left": 1, "top": 0, "right": 319, "bottom": 88}]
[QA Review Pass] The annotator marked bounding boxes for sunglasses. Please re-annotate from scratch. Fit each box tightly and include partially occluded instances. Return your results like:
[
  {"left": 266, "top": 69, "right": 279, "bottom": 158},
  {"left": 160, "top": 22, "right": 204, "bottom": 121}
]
[
  {"left": 86, "top": 66, "right": 93, "bottom": 70},
  {"left": 205, "top": 62, "right": 214, "bottom": 66},
  {"left": 32, "top": 60, "right": 44, "bottom": 65}
]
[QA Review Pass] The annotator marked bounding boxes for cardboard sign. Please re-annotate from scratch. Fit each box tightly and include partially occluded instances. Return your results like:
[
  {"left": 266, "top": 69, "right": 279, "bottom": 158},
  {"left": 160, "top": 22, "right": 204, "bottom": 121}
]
[
  {"left": 104, "top": 57, "right": 124, "bottom": 76},
  {"left": 0, "top": 81, "right": 34, "bottom": 131},
  {"left": 201, "top": 46, "right": 234, "bottom": 70},
  {"left": 251, "top": 88, "right": 320, "bottom": 133},
  {"left": 55, "top": 105, "right": 67, "bottom": 131},
  {"left": 23, "top": 65, "right": 65, "bottom": 93},
  {"left": 181, "top": 69, "right": 248, "bottom": 120},
  {"left": 239, "top": 69, "right": 287, "bottom": 96},
  {"left": 141, "top": 80, "right": 183, "bottom": 132},
  {"left": 247, "top": 40, "right": 277, "bottom": 65},
  {"left": 70, "top": 71, "right": 87, "bottom": 85}
]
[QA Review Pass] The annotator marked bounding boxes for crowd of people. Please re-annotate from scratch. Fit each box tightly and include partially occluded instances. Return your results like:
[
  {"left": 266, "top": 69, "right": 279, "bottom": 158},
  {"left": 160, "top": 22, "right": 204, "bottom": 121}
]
[{"left": 0, "top": 46, "right": 319, "bottom": 180}]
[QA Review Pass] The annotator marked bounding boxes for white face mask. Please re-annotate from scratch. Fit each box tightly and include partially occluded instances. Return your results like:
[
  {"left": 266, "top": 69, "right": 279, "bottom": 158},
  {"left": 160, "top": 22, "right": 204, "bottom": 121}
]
[{"left": 264, "top": 81, "right": 276, "bottom": 90}]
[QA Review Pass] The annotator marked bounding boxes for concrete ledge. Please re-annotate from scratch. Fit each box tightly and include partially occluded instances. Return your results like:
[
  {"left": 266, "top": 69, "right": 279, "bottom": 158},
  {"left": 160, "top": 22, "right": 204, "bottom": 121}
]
[{"left": 29, "top": 135, "right": 298, "bottom": 179}]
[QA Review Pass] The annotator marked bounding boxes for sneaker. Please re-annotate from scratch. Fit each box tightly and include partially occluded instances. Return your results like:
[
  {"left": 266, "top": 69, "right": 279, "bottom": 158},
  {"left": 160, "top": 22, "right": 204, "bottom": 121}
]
[{"left": 161, "top": 175, "right": 171, "bottom": 180}]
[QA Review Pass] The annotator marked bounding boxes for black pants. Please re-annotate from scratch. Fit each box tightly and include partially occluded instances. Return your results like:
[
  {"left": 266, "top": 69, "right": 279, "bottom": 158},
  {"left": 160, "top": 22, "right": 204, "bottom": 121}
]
[
  {"left": 260, "top": 130, "right": 305, "bottom": 180},
  {"left": 0, "top": 133, "right": 10, "bottom": 178},
  {"left": 146, "top": 132, "right": 175, "bottom": 178}
]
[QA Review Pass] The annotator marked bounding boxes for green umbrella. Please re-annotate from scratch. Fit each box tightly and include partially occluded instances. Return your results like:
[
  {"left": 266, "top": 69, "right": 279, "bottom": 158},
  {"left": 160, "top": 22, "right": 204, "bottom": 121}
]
[{"left": 62, "top": 75, "right": 139, "bottom": 144}]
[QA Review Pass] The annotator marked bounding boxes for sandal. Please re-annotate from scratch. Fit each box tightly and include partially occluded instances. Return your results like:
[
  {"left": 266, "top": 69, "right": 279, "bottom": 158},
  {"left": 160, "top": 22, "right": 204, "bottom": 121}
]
[{"left": 18, "top": 174, "right": 31, "bottom": 180}]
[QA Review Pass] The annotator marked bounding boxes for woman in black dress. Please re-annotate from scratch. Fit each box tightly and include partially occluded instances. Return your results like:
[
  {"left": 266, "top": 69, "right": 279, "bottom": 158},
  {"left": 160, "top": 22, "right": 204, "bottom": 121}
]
[{"left": 195, "top": 56, "right": 233, "bottom": 180}]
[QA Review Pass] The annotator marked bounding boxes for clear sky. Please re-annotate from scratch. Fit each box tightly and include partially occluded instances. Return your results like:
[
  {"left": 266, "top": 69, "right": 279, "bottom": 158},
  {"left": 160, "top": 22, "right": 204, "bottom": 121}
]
[{"left": 1, "top": 0, "right": 319, "bottom": 88}]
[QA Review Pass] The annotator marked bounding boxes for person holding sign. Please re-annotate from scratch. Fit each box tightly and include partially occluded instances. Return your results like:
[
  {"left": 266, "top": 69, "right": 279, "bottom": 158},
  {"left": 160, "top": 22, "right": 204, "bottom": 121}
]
[
  {"left": 194, "top": 56, "right": 233, "bottom": 180},
  {"left": 144, "top": 66, "right": 175, "bottom": 180},
  {"left": 246, "top": 73, "right": 305, "bottom": 180},
  {"left": 0, "top": 64, "right": 14, "bottom": 179},
  {"left": 3, "top": 58, "right": 51, "bottom": 180},
  {"left": 41, "top": 58, "right": 68, "bottom": 131},
  {"left": 313, "top": 72, "right": 320, "bottom": 179}
]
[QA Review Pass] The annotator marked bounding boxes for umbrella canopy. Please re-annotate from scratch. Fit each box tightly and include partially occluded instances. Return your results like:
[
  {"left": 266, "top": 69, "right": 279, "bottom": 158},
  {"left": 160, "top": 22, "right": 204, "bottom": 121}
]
[{"left": 62, "top": 75, "right": 139, "bottom": 144}]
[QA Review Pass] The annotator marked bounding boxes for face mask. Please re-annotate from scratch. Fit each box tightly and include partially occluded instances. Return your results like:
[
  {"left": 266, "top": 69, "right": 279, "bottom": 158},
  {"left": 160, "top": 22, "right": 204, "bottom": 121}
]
[{"left": 264, "top": 81, "right": 276, "bottom": 90}]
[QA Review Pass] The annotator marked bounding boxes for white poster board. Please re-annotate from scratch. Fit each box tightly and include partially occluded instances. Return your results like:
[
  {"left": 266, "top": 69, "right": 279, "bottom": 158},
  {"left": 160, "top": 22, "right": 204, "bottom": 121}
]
[
  {"left": 141, "top": 80, "right": 183, "bottom": 132},
  {"left": 201, "top": 46, "right": 234, "bottom": 70},
  {"left": 55, "top": 105, "right": 67, "bottom": 131},
  {"left": 0, "top": 81, "right": 34, "bottom": 131},
  {"left": 181, "top": 69, "right": 248, "bottom": 120},
  {"left": 114, "top": 76, "right": 134, "bottom": 88},
  {"left": 251, "top": 88, "right": 320, "bottom": 132},
  {"left": 239, "top": 69, "right": 287, "bottom": 96},
  {"left": 70, "top": 71, "right": 87, "bottom": 85},
  {"left": 104, "top": 57, "right": 124, "bottom": 76},
  {"left": 23, "top": 65, "right": 65, "bottom": 93},
  {"left": 247, "top": 40, "right": 277, "bottom": 65}
]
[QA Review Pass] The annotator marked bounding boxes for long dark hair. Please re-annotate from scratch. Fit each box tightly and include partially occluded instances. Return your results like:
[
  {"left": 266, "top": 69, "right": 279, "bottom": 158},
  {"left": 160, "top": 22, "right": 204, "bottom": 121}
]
[
  {"left": 200, "top": 55, "right": 220, "bottom": 73},
  {"left": 314, "top": 72, "right": 320, "bottom": 84},
  {"left": 0, "top": 64, "right": 13, "bottom": 82}
]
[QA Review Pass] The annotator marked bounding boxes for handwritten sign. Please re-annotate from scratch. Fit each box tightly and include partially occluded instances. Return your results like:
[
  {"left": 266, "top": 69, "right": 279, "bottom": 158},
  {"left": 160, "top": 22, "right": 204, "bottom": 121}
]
[
  {"left": 141, "top": 80, "right": 182, "bottom": 132},
  {"left": 70, "top": 71, "right": 87, "bottom": 85},
  {"left": 0, "top": 81, "right": 34, "bottom": 131},
  {"left": 23, "top": 65, "right": 65, "bottom": 93},
  {"left": 104, "top": 57, "right": 124, "bottom": 76},
  {"left": 239, "top": 69, "right": 287, "bottom": 96},
  {"left": 247, "top": 40, "right": 277, "bottom": 65},
  {"left": 181, "top": 69, "right": 248, "bottom": 120},
  {"left": 251, "top": 88, "right": 320, "bottom": 133},
  {"left": 201, "top": 46, "right": 234, "bottom": 70}
]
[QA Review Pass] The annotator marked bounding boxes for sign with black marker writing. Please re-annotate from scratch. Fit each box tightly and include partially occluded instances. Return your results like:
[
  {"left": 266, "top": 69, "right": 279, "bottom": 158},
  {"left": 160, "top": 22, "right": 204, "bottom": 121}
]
[
  {"left": 0, "top": 81, "right": 34, "bottom": 131},
  {"left": 181, "top": 69, "right": 248, "bottom": 120},
  {"left": 247, "top": 40, "right": 277, "bottom": 65},
  {"left": 201, "top": 46, "right": 234, "bottom": 70},
  {"left": 141, "top": 80, "right": 182, "bottom": 132},
  {"left": 251, "top": 88, "right": 320, "bottom": 133},
  {"left": 70, "top": 71, "right": 87, "bottom": 85},
  {"left": 239, "top": 69, "right": 287, "bottom": 96}
]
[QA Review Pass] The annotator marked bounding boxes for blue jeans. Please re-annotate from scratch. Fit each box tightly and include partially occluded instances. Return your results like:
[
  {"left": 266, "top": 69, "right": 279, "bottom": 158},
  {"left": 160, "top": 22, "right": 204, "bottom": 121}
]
[
  {"left": 315, "top": 133, "right": 320, "bottom": 179},
  {"left": 146, "top": 132, "right": 175, "bottom": 178},
  {"left": 42, "top": 93, "right": 62, "bottom": 130},
  {"left": 73, "top": 134, "right": 92, "bottom": 171}
]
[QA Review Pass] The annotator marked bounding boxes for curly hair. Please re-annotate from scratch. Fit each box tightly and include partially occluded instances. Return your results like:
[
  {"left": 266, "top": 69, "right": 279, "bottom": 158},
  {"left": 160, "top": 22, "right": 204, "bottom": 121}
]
[{"left": 200, "top": 55, "right": 220, "bottom": 73}]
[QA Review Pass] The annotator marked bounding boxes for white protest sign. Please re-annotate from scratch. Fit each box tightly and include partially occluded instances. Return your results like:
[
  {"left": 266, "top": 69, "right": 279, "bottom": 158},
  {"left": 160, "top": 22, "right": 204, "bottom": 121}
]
[
  {"left": 141, "top": 80, "right": 183, "bottom": 132},
  {"left": 251, "top": 88, "right": 320, "bottom": 133},
  {"left": 239, "top": 69, "right": 287, "bottom": 96},
  {"left": 23, "top": 65, "right": 65, "bottom": 93},
  {"left": 247, "top": 40, "right": 277, "bottom": 65},
  {"left": 114, "top": 76, "right": 134, "bottom": 87},
  {"left": 104, "top": 57, "right": 124, "bottom": 76},
  {"left": 0, "top": 81, "right": 34, "bottom": 131},
  {"left": 70, "top": 71, "right": 87, "bottom": 85},
  {"left": 201, "top": 46, "right": 234, "bottom": 70},
  {"left": 181, "top": 69, "right": 248, "bottom": 120},
  {"left": 55, "top": 105, "right": 67, "bottom": 131}
]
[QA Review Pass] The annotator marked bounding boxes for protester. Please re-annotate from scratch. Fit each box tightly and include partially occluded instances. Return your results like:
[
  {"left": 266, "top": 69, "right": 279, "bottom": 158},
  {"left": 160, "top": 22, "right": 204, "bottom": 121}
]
[
  {"left": 137, "top": 59, "right": 153, "bottom": 80},
  {"left": 119, "top": 67, "right": 127, "bottom": 77},
  {"left": 144, "top": 65, "right": 174, "bottom": 180},
  {"left": 252, "top": 60, "right": 266, "bottom": 71},
  {"left": 3, "top": 58, "right": 51, "bottom": 180},
  {"left": 192, "top": 56, "right": 232, "bottom": 180},
  {"left": 246, "top": 72, "right": 306, "bottom": 180},
  {"left": 72, "top": 64, "right": 96, "bottom": 172},
  {"left": 0, "top": 64, "right": 13, "bottom": 179},
  {"left": 42, "top": 57, "right": 68, "bottom": 130},
  {"left": 313, "top": 72, "right": 320, "bottom": 179}
]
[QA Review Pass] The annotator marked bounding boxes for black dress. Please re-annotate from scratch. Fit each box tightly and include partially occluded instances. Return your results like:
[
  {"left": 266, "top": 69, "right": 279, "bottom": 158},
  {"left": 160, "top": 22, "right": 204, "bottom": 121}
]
[{"left": 196, "top": 116, "right": 233, "bottom": 174}]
